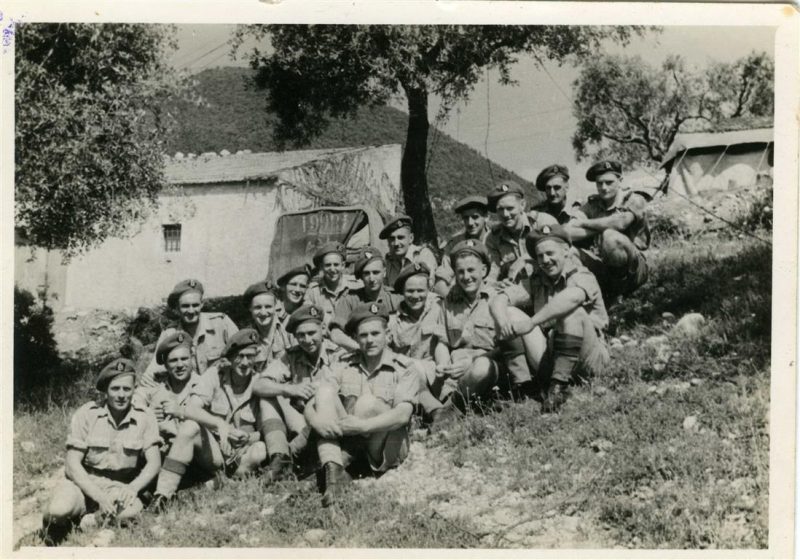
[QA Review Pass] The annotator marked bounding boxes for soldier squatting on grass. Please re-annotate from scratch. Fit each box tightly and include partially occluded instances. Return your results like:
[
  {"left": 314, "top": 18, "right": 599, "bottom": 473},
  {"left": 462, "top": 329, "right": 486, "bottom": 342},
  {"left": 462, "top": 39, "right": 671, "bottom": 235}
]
[{"left": 42, "top": 160, "right": 650, "bottom": 541}]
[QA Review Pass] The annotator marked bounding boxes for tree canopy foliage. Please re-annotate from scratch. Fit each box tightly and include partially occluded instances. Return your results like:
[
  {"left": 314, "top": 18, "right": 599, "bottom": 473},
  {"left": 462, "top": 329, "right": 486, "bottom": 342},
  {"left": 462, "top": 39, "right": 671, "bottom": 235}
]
[
  {"left": 15, "top": 23, "right": 181, "bottom": 256},
  {"left": 233, "top": 25, "right": 639, "bottom": 243},
  {"left": 571, "top": 51, "right": 774, "bottom": 167},
  {"left": 164, "top": 67, "right": 534, "bottom": 239}
]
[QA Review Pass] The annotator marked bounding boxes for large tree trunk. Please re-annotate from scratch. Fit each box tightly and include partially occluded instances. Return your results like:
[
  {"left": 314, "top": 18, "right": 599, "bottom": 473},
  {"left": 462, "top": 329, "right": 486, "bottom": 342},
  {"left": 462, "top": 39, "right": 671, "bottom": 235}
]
[{"left": 400, "top": 86, "right": 439, "bottom": 245}]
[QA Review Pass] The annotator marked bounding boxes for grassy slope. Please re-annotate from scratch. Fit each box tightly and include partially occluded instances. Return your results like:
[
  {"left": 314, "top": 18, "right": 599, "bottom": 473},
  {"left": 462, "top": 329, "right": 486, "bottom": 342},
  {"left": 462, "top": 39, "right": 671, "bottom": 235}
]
[
  {"left": 163, "top": 67, "right": 541, "bottom": 238},
  {"left": 14, "top": 233, "right": 771, "bottom": 549}
]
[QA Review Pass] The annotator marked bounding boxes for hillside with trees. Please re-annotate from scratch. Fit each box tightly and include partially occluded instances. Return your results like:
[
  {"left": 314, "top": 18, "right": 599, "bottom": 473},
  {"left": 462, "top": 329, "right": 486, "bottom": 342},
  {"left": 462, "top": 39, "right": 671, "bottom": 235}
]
[{"left": 164, "top": 67, "right": 541, "bottom": 239}]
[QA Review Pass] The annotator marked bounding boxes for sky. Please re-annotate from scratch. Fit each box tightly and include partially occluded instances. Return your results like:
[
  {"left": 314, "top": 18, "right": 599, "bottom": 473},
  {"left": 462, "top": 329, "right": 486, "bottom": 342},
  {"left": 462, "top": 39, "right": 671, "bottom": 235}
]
[{"left": 170, "top": 25, "right": 775, "bottom": 200}]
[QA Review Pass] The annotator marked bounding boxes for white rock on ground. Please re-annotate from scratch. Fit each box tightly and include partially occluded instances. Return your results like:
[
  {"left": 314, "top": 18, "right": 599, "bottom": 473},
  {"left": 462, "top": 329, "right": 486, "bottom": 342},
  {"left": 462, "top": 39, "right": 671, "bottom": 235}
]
[
  {"left": 683, "top": 415, "right": 699, "bottom": 431},
  {"left": 91, "top": 528, "right": 115, "bottom": 547},
  {"left": 672, "top": 313, "right": 706, "bottom": 336},
  {"left": 303, "top": 528, "right": 328, "bottom": 546},
  {"left": 644, "top": 335, "right": 669, "bottom": 347}
]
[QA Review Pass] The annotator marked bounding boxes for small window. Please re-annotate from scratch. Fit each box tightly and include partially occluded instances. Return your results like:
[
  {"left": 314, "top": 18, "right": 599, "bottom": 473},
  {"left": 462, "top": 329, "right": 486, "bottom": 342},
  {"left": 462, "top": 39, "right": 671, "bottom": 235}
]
[{"left": 163, "top": 224, "right": 182, "bottom": 252}]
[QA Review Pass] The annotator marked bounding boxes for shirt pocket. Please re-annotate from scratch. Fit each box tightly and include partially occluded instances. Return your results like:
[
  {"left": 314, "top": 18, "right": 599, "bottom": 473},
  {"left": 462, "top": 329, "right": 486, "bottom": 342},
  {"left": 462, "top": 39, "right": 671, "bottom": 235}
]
[
  {"left": 338, "top": 370, "right": 363, "bottom": 400},
  {"left": 209, "top": 393, "right": 230, "bottom": 418},
  {"left": 84, "top": 437, "right": 111, "bottom": 467},
  {"left": 236, "top": 407, "right": 257, "bottom": 429},
  {"left": 370, "top": 377, "right": 395, "bottom": 406},
  {"left": 469, "top": 319, "right": 496, "bottom": 350}
]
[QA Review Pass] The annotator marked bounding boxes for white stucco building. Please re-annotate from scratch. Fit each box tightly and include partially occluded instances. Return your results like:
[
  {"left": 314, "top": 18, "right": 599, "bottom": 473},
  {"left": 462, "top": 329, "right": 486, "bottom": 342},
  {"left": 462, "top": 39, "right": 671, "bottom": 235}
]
[{"left": 16, "top": 144, "right": 402, "bottom": 311}]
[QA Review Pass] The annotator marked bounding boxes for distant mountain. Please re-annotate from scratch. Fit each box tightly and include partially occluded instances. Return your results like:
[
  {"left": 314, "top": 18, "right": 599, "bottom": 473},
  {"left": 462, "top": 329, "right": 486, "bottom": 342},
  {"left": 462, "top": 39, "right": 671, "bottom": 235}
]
[{"left": 164, "top": 67, "right": 541, "bottom": 238}]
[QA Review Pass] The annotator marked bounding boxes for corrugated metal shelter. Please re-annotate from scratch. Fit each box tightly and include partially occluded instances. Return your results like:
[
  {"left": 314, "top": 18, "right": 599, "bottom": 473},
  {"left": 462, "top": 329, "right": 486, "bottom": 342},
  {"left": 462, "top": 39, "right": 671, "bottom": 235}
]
[
  {"left": 15, "top": 144, "right": 402, "bottom": 311},
  {"left": 661, "top": 128, "right": 773, "bottom": 197}
]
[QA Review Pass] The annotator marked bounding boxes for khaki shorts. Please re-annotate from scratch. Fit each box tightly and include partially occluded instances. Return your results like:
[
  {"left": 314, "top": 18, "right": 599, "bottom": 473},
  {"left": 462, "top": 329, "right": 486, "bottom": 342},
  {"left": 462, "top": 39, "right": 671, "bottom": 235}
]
[{"left": 578, "top": 247, "right": 648, "bottom": 298}]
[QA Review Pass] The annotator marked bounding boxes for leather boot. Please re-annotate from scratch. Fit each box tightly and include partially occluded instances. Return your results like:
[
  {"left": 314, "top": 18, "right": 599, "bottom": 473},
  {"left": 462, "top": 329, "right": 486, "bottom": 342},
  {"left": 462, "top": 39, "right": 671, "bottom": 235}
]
[
  {"left": 541, "top": 380, "right": 570, "bottom": 414},
  {"left": 148, "top": 493, "right": 173, "bottom": 513},
  {"left": 321, "top": 462, "right": 351, "bottom": 507},
  {"left": 428, "top": 401, "right": 462, "bottom": 434},
  {"left": 267, "top": 453, "right": 295, "bottom": 483}
]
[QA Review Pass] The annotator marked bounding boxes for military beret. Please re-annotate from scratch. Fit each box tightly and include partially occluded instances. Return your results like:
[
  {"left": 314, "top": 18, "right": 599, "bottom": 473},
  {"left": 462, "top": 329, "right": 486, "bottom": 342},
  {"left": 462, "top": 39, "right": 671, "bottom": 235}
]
[
  {"left": 453, "top": 195, "right": 489, "bottom": 214},
  {"left": 379, "top": 214, "right": 413, "bottom": 240},
  {"left": 525, "top": 224, "right": 572, "bottom": 255},
  {"left": 345, "top": 302, "right": 390, "bottom": 337},
  {"left": 223, "top": 328, "right": 260, "bottom": 358},
  {"left": 393, "top": 262, "right": 431, "bottom": 293},
  {"left": 535, "top": 164, "right": 570, "bottom": 192},
  {"left": 276, "top": 265, "right": 310, "bottom": 288},
  {"left": 312, "top": 241, "right": 346, "bottom": 268},
  {"left": 242, "top": 281, "right": 277, "bottom": 308},
  {"left": 449, "top": 238, "right": 492, "bottom": 270},
  {"left": 96, "top": 358, "right": 137, "bottom": 391},
  {"left": 155, "top": 330, "right": 192, "bottom": 365},
  {"left": 167, "top": 279, "right": 204, "bottom": 309},
  {"left": 586, "top": 160, "right": 622, "bottom": 182},
  {"left": 487, "top": 180, "right": 525, "bottom": 211},
  {"left": 285, "top": 304, "right": 324, "bottom": 334},
  {"left": 354, "top": 246, "right": 384, "bottom": 277}
]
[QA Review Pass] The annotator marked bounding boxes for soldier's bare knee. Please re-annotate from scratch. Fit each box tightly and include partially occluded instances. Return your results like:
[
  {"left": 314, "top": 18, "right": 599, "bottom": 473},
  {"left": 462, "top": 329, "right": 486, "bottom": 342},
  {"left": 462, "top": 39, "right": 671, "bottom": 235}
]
[
  {"left": 468, "top": 357, "right": 497, "bottom": 384},
  {"left": 556, "top": 307, "right": 589, "bottom": 336},
  {"left": 177, "top": 419, "right": 201, "bottom": 440},
  {"left": 45, "top": 495, "right": 79, "bottom": 522}
]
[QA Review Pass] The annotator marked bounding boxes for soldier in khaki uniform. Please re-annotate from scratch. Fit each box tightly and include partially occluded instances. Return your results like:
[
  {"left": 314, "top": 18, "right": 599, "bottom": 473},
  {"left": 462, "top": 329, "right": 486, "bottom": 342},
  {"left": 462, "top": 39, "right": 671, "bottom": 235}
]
[
  {"left": 429, "top": 240, "right": 536, "bottom": 426},
  {"left": 242, "top": 281, "right": 291, "bottom": 373},
  {"left": 137, "top": 332, "right": 224, "bottom": 511},
  {"left": 532, "top": 164, "right": 586, "bottom": 225},
  {"left": 304, "top": 242, "right": 357, "bottom": 327},
  {"left": 329, "top": 247, "right": 402, "bottom": 352},
  {"left": 387, "top": 263, "right": 451, "bottom": 422},
  {"left": 187, "top": 329, "right": 270, "bottom": 478},
  {"left": 141, "top": 279, "right": 238, "bottom": 388},
  {"left": 253, "top": 304, "right": 347, "bottom": 482},
  {"left": 305, "top": 303, "right": 419, "bottom": 507},
  {"left": 44, "top": 359, "right": 161, "bottom": 541},
  {"left": 566, "top": 160, "right": 650, "bottom": 301},
  {"left": 380, "top": 214, "right": 438, "bottom": 289},
  {"left": 489, "top": 224, "right": 610, "bottom": 413},
  {"left": 433, "top": 195, "right": 491, "bottom": 297},
  {"left": 484, "top": 181, "right": 559, "bottom": 285},
  {"left": 275, "top": 265, "right": 312, "bottom": 329}
]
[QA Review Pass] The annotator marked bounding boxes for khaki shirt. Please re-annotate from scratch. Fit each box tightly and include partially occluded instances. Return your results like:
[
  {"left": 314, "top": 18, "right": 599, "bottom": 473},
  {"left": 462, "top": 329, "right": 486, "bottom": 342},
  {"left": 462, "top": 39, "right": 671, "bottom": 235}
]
[
  {"left": 330, "top": 286, "right": 402, "bottom": 331},
  {"left": 385, "top": 244, "right": 438, "bottom": 289},
  {"left": 434, "top": 284, "right": 497, "bottom": 352},
  {"left": 579, "top": 189, "right": 650, "bottom": 251},
  {"left": 485, "top": 211, "right": 559, "bottom": 284},
  {"left": 531, "top": 201, "right": 586, "bottom": 225},
  {"left": 261, "top": 339, "right": 347, "bottom": 385},
  {"left": 321, "top": 349, "right": 419, "bottom": 408},
  {"left": 304, "top": 275, "right": 359, "bottom": 327},
  {"left": 502, "top": 258, "right": 609, "bottom": 333},
  {"left": 141, "top": 312, "right": 239, "bottom": 388},
  {"left": 66, "top": 401, "right": 160, "bottom": 477},
  {"left": 387, "top": 293, "right": 446, "bottom": 360},
  {"left": 434, "top": 228, "right": 491, "bottom": 285},
  {"left": 134, "top": 373, "right": 204, "bottom": 440},
  {"left": 192, "top": 365, "right": 260, "bottom": 433},
  {"left": 246, "top": 321, "right": 291, "bottom": 374}
]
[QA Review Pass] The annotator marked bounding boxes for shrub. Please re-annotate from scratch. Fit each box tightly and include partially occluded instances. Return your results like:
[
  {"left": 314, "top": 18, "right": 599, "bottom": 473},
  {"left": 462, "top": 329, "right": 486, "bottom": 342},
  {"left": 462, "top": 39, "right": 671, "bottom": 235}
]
[{"left": 13, "top": 286, "right": 65, "bottom": 402}]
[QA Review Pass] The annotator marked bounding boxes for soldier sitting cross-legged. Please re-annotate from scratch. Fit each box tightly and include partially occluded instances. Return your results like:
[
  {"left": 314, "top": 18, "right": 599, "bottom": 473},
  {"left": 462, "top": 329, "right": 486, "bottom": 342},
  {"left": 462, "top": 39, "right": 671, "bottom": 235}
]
[
  {"left": 253, "top": 304, "right": 347, "bottom": 482},
  {"left": 304, "top": 303, "right": 420, "bottom": 507},
  {"left": 135, "top": 332, "right": 223, "bottom": 511},
  {"left": 489, "top": 224, "right": 610, "bottom": 413}
]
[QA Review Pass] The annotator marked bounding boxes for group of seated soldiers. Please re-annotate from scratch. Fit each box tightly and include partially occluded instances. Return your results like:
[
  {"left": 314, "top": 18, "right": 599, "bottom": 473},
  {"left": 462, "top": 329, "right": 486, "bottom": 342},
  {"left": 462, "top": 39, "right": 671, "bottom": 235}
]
[{"left": 43, "top": 160, "right": 650, "bottom": 538}]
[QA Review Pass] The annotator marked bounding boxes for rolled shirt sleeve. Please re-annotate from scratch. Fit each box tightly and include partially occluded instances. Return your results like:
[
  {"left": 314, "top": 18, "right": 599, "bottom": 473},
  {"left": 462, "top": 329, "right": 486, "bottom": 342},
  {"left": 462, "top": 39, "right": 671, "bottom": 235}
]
[
  {"left": 139, "top": 408, "right": 163, "bottom": 450},
  {"left": 65, "top": 404, "right": 92, "bottom": 451},
  {"left": 261, "top": 357, "right": 291, "bottom": 383},
  {"left": 393, "top": 365, "right": 420, "bottom": 407}
]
